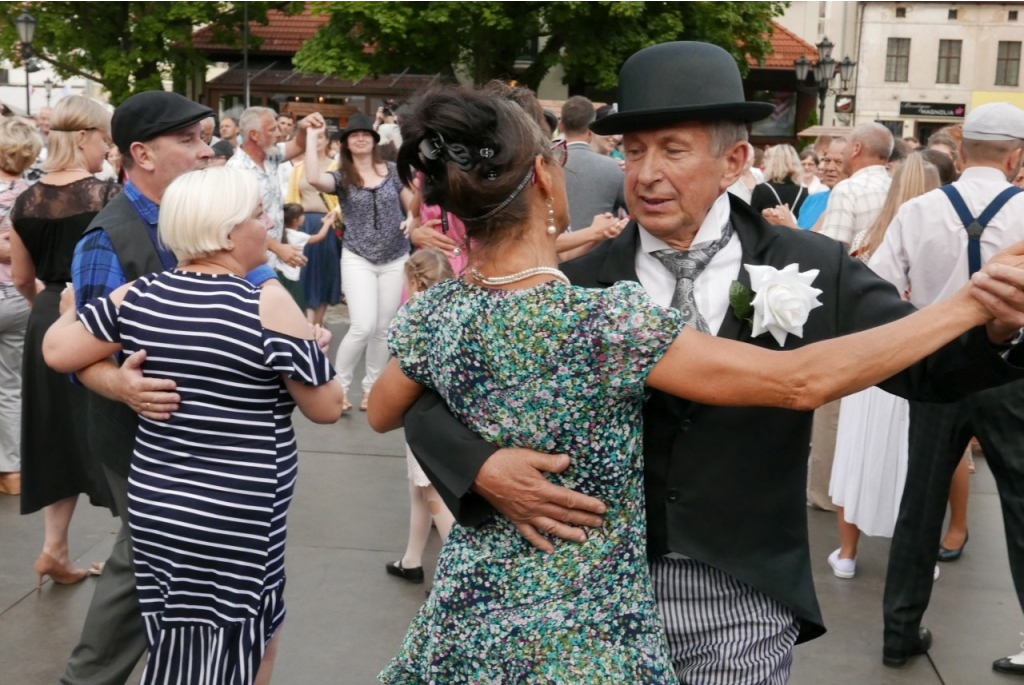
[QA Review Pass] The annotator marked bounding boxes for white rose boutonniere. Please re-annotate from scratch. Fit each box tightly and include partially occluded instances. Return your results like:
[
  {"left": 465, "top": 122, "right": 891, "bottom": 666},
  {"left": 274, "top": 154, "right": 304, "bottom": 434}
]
[{"left": 742, "top": 264, "right": 824, "bottom": 346}]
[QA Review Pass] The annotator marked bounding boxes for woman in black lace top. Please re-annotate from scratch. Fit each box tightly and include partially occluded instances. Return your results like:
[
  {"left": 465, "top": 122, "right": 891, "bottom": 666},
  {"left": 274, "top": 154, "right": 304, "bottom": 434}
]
[{"left": 10, "top": 95, "right": 121, "bottom": 587}]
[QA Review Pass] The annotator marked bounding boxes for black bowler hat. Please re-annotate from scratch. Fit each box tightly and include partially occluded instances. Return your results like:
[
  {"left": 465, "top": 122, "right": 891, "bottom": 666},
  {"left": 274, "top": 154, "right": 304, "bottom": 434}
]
[
  {"left": 590, "top": 42, "right": 775, "bottom": 136},
  {"left": 111, "top": 91, "right": 213, "bottom": 153},
  {"left": 341, "top": 113, "right": 380, "bottom": 143}
]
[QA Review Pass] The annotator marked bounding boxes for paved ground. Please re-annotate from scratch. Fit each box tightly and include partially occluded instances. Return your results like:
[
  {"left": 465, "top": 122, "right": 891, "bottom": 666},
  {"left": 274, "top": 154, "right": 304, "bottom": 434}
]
[{"left": 2, "top": 314, "right": 1023, "bottom": 683}]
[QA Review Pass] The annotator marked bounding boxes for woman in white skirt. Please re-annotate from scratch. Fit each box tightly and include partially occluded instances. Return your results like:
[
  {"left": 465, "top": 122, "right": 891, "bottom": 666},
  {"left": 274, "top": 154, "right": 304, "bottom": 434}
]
[{"left": 828, "top": 154, "right": 940, "bottom": 578}]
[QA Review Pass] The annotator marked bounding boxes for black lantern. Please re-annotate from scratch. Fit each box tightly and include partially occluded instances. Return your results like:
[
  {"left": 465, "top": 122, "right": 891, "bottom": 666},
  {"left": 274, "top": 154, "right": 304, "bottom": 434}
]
[
  {"left": 15, "top": 12, "right": 37, "bottom": 116},
  {"left": 15, "top": 12, "right": 36, "bottom": 45},
  {"left": 793, "top": 36, "right": 857, "bottom": 127}
]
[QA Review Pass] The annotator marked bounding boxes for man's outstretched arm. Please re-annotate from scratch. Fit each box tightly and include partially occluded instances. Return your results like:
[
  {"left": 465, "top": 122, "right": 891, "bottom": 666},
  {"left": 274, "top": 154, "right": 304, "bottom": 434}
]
[{"left": 404, "top": 391, "right": 606, "bottom": 553}]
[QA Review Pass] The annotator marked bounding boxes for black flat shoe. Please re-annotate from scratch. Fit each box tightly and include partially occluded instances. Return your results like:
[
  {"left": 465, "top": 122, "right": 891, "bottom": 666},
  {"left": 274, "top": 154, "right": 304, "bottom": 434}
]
[
  {"left": 883, "top": 627, "right": 932, "bottom": 668},
  {"left": 386, "top": 560, "right": 424, "bottom": 584},
  {"left": 938, "top": 530, "right": 968, "bottom": 562}
]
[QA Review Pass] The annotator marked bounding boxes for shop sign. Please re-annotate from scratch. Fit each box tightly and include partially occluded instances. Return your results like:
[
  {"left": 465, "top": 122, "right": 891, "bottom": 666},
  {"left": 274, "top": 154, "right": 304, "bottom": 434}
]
[{"left": 899, "top": 102, "right": 966, "bottom": 118}]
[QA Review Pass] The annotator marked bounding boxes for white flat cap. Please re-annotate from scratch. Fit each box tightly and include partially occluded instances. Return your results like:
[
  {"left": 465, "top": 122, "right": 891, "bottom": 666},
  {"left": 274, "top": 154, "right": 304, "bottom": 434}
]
[{"left": 963, "top": 102, "right": 1024, "bottom": 141}]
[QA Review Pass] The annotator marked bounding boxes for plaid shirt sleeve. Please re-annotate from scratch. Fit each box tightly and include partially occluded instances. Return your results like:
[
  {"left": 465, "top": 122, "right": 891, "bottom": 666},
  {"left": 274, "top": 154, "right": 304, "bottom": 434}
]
[
  {"left": 818, "top": 183, "right": 856, "bottom": 246},
  {"left": 72, "top": 229, "right": 126, "bottom": 310}
]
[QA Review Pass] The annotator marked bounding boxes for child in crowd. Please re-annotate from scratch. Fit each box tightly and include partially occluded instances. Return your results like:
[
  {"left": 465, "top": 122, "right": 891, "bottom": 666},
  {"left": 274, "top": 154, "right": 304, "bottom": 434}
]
[
  {"left": 279, "top": 203, "right": 338, "bottom": 308},
  {"left": 386, "top": 249, "right": 456, "bottom": 584}
]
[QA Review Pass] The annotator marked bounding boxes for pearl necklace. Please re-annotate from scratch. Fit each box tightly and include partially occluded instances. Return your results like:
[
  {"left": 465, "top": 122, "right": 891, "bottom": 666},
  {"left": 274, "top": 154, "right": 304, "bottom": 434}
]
[{"left": 470, "top": 266, "right": 570, "bottom": 286}]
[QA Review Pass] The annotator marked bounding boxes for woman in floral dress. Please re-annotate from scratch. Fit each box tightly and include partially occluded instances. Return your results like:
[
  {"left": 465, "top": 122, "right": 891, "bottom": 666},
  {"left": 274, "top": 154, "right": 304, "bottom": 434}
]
[{"left": 366, "top": 86, "right": 1011, "bottom": 684}]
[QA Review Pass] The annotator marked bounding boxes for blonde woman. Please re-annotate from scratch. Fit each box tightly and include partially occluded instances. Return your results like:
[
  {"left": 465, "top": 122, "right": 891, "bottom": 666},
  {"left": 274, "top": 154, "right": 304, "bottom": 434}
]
[
  {"left": 750, "top": 143, "right": 808, "bottom": 216},
  {"left": 827, "top": 154, "right": 942, "bottom": 578},
  {"left": 0, "top": 117, "right": 42, "bottom": 496},
  {"left": 44, "top": 166, "right": 344, "bottom": 684},
  {"left": 10, "top": 96, "right": 119, "bottom": 586}
]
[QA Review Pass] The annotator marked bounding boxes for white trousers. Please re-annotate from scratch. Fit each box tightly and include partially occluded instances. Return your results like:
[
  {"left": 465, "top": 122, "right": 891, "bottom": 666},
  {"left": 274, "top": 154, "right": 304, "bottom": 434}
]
[
  {"left": 336, "top": 249, "right": 408, "bottom": 395},
  {"left": 0, "top": 295, "right": 28, "bottom": 472}
]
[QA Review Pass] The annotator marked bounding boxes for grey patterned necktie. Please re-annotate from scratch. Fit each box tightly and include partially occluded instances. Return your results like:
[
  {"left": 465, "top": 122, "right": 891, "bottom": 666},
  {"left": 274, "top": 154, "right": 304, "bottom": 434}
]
[{"left": 652, "top": 221, "right": 734, "bottom": 334}]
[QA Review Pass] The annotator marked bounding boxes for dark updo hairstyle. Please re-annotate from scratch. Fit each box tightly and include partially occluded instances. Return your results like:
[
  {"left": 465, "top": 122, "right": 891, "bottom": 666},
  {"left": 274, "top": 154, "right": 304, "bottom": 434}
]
[
  {"left": 918, "top": 148, "right": 957, "bottom": 185},
  {"left": 398, "top": 83, "right": 553, "bottom": 248}
]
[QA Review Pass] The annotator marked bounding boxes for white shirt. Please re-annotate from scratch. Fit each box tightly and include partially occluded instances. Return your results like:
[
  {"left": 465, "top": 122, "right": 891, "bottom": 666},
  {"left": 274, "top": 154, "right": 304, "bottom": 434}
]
[
  {"left": 819, "top": 165, "right": 892, "bottom": 248},
  {"left": 870, "top": 166, "right": 1024, "bottom": 308},
  {"left": 278, "top": 229, "right": 311, "bottom": 281},
  {"left": 635, "top": 192, "right": 742, "bottom": 335}
]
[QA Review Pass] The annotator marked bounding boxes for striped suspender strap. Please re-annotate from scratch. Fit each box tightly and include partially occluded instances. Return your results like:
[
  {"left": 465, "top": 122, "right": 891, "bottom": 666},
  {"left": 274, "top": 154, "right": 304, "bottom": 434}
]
[{"left": 938, "top": 185, "right": 1024, "bottom": 276}]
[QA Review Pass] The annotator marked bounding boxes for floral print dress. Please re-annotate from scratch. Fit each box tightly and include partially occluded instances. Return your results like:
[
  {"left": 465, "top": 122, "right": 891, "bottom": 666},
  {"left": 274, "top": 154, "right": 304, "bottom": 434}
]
[{"left": 381, "top": 278, "right": 685, "bottom": 684}]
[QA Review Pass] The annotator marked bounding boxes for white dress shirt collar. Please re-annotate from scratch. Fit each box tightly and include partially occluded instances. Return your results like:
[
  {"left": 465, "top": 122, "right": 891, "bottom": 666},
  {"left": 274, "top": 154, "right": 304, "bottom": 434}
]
[
  {"left": 637, "top": 191, "right": 732, "bottom": 254},
  {"left": 958, "top": 166, "right": 1011, "bottom": 184},
  {"left": 850, "top": 164, "right": 889, "bottom": 180}
]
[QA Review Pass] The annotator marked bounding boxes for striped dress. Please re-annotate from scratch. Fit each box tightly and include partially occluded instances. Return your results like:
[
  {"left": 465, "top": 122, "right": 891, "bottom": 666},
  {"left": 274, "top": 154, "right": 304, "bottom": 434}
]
[{"left": 77, "top": 269, "right": 335, "bottom": 685}]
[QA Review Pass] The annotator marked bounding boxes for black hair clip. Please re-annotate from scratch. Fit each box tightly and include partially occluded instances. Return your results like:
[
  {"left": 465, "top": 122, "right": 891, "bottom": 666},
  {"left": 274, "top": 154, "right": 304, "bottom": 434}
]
[
  {"left": 484, "top": 170, "right": 498, "bottom": 181},
  {"left": 418, "top": 131, "right": 475, "bottom": 172}
]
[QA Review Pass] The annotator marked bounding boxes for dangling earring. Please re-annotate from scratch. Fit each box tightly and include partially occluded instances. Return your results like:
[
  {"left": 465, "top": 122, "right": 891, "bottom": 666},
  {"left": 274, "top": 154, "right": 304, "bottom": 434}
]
[{"left": 546, "top": 197, "right": 556, "bottom": 235}]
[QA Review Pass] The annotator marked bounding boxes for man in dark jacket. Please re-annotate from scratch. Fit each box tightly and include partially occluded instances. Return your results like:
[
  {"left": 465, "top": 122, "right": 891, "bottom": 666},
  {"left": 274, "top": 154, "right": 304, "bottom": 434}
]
[{"left": 403, "top": 42, "right": 1024, "bottom": 684}]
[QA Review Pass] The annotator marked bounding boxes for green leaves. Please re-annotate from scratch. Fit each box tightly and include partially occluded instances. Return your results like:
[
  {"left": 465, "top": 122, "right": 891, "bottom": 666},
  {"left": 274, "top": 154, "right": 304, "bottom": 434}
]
[
  {"left": 0, "top": 2, "right": 288, "bottom": 105},
  {"left": 729, "top": 280, "right": 754, "bottom": 323},
  {"left": 294, "top": 1, "right": 788, "bottom": 92}
]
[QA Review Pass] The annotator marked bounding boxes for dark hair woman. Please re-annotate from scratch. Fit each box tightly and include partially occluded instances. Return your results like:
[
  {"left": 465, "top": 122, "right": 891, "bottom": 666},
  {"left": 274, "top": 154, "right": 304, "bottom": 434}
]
[
  {"left": 362, "top": 84, "right": 1013, "bottom": 683},
  {"left": 304, "top": 113, "right": 416, "bottom": 412}
]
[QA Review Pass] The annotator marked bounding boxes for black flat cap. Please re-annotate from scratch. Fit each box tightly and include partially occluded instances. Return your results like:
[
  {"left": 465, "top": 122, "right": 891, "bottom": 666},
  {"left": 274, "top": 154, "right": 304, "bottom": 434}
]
[
  {"left": 590, "top": 42, "right": 775, "bottom": 136},
  {"left": 112, "top": 91, "right": 213, "bottom": 152}
]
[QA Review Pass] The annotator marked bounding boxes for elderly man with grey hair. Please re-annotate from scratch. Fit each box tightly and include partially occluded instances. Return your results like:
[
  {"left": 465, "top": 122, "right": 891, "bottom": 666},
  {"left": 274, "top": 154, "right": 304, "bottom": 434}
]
[
  {"left": 227, "top": 106, "right": 323, "bottom": 272},
  {"left": 403, "top": 43, "right": 1024, "bottom": 684},
  {"left": 817, "top": 122, "right": 894, "bottom": 249}
]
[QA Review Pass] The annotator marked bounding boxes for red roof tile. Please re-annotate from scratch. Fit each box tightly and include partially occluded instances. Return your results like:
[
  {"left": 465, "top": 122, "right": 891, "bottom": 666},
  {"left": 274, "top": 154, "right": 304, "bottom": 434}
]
[
  {"left": 192, "top": 8, "right": 327, "bottom": 55},
  {"left": 750, "top": 21, "right": 818, "bottom": 69}
]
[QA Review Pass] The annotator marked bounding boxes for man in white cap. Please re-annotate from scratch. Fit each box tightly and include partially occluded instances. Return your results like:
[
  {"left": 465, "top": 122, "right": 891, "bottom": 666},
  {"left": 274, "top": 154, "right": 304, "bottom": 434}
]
[{"left": 872, "top": 102, "right": 1024, "bottom": 673}]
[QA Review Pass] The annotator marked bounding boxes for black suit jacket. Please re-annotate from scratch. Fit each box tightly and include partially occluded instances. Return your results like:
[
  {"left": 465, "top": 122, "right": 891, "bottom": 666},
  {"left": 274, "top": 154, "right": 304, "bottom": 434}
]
[{"left": 404, "top": 195, "right": 1024, "bottom": 644}]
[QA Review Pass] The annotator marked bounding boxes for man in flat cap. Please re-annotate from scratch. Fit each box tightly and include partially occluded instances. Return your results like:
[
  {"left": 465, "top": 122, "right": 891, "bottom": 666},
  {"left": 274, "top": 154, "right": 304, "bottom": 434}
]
[
  {"left": 404, "top": 45, "right": 1024, "bottom": 683},
  {"left": 60, "top": 91, "right": 281, "bottom": 685},
  {"left": 872, "top": 102, "right": 1024, "bottom": 675}
]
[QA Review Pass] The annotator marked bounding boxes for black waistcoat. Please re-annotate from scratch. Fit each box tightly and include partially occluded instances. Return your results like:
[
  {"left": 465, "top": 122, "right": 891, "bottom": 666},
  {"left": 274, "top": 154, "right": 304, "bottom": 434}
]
[
  {"left": 82, "top": 193, "right": 162, "bottom": 478},
  {"left": 560, "top": 195, "right": 1019, "bottom": 643}
]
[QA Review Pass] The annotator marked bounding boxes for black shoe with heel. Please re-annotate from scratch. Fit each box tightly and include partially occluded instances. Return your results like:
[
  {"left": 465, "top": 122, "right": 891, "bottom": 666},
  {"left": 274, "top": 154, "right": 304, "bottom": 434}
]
[
  {"left": 938, "top": 530, "right": 968, "bottom": 562},
  {"left": 386, "top": 560, "right": 425, "bottom": 584}
]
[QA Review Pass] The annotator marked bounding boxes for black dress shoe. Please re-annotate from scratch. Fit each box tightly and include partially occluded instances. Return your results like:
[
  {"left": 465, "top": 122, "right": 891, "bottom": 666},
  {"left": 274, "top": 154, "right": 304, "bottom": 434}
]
[
  {"left": 883, "top": 627, "right": 933, "bottom": 668},
  {"left": 994, "top": 653, "right": 1024, "bottom": 675},
  {"left": 385, "top": 560, "right": 425, "bottom": 584},
  {"left": 937, "top": 530, "right": 968, "bottom": 562}
]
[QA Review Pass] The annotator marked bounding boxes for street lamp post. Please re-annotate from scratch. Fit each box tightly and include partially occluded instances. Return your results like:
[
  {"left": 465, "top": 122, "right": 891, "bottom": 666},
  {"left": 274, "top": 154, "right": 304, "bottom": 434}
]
[
  {"left": 15, "top": 11, "right": 37, "bottom": 117},
  {"left": 794, "top": 37, "right": 857, "bottom": 127}
]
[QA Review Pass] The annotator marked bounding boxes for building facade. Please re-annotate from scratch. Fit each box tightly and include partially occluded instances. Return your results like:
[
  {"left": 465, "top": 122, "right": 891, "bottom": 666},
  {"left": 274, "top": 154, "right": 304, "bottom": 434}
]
[{"left": 781, "top": 2, "right": 1024, "bottom": 143}]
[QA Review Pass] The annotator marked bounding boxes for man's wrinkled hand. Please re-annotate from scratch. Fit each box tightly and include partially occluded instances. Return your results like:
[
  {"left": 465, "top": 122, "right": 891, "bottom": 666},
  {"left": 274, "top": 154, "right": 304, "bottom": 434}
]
[
  {"left": 118, "top": 350, "right": 180, "bottom": 421},
  {"left": 472, "top": 448, "right": 607, "bottom": 553},
  {"left": 972, "top": 242, "right": 1024, "bottom": 340}
]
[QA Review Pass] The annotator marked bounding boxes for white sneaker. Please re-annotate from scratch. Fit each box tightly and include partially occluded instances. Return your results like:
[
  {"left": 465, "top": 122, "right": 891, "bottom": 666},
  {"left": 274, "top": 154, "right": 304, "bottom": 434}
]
[
  {"left": 934, "top": 564, "right": 940, "bottom": 581},
  {"left": 828, "top": 549, "right": 856, "bottom": 579}
]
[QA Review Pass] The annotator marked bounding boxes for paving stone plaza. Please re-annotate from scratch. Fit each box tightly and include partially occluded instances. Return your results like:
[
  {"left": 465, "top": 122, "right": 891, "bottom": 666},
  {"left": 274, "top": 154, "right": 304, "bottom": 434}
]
[{"left": 1, "top": 318, "right": 1022, "bottom": 684}]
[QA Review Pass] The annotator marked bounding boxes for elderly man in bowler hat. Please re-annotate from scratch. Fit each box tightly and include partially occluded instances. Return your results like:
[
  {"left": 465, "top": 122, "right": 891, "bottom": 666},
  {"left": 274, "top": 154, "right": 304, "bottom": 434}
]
[
  {"left": 59, "top": 91, "right": 283, "bottom": 685},
  {"left": 404, "top": 42, "right": 1024, "bottom": 683}
]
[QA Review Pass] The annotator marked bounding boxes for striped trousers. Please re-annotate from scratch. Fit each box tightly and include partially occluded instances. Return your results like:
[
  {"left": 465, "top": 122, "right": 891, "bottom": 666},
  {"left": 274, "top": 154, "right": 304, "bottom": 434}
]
[{"left": 650, "top": 558, "right": 801, "bottom": 685}]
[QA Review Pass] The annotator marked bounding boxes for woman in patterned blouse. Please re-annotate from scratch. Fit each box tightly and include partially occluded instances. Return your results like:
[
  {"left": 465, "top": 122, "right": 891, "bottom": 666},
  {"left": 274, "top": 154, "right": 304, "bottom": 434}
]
[{"left": 304, "top": 113, "right": 415, "bottom": 413}]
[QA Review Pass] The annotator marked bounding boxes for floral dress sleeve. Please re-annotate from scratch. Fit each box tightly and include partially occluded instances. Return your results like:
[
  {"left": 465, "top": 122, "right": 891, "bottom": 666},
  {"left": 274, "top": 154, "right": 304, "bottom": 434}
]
[
  {"left": 263, "top": 329, "right": 337, "bottom": 385},
  {"left": 387, "top": 290, "right": 435, "bottom": 388},
  {"left": 595, "top": 281, "right": 685, "bottom": 400}
]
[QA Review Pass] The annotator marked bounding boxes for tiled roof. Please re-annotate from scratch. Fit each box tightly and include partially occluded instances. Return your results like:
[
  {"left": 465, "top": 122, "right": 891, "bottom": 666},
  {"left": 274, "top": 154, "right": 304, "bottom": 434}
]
[
  {"left": 193, "top": 8, "right": 327, "bottom": 55},
  {"left": 749, "top": 21, "right": 818, "bottom": 69},
  {"left": 208, "top": 68, "right": 436, "bottom": 94}
]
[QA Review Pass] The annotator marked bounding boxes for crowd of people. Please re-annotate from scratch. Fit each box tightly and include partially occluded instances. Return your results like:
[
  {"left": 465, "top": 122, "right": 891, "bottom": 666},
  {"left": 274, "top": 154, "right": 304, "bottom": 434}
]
[{"left": 1, "top": 36, "right": 1024, "bottom": 685}]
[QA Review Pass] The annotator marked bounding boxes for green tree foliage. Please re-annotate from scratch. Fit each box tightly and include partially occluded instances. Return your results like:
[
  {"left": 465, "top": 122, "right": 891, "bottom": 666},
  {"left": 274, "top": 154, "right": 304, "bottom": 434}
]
[
  {"left": 295, "top": 1, "right": 789, "bottom": 91},
  {"left": 0, "top": 2, "right": 293, "bottom": 105}
]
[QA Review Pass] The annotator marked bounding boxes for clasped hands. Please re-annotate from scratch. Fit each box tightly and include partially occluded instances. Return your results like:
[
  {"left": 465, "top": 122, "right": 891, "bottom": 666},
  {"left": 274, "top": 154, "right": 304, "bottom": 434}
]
[{"left": 472, "top": 240, "right": 1024, "bottom": 553}]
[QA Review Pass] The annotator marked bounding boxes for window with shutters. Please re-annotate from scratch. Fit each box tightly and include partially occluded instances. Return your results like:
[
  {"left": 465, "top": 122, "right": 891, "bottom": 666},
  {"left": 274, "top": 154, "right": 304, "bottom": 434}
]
[
  {"left": 936, "top": 39, "right": 961, "bottom": 84},
  {"left": 996, "top": 41, "right": 1021, "bottom": 86}
]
